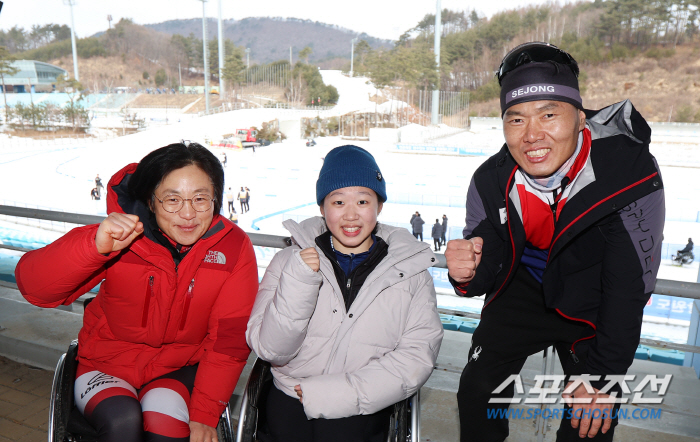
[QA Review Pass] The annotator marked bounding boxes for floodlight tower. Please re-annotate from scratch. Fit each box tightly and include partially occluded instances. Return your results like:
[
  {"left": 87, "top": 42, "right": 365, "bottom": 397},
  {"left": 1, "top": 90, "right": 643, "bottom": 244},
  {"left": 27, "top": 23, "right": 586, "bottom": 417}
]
[
  {"left": 431, "top": 0, "right": 442, "bottom": 125},
  {"left": 198, "top": 0, "right": 210, "bottom": 112},
  {"left": 63, "top": 0, "right": 80, "bottom": 81},
  {"left": 350, "top": 37, "right": 358, "bottom": 77},
  {"left": 218, "top": 0, "right": 225, "bottom": 98}
]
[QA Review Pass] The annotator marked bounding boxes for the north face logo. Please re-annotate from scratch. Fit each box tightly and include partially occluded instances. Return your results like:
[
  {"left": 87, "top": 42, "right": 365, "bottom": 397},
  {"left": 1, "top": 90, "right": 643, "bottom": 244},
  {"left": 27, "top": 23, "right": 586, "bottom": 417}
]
[{"left": 204, "top": 251, "right": 226, "bottom": 264}]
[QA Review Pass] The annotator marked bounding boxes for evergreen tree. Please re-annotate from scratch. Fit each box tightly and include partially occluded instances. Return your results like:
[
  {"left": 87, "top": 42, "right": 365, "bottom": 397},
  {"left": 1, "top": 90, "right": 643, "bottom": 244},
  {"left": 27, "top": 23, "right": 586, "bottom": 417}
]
[{"left": 0, "top": 46, "right": 18, "bottom": 124}]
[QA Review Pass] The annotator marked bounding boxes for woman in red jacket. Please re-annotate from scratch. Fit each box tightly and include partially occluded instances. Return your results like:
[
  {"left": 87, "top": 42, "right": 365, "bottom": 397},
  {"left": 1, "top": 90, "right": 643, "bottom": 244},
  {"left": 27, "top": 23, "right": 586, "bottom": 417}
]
[{"left": 16, "top": 142, "right": 259, "bottom": 442}]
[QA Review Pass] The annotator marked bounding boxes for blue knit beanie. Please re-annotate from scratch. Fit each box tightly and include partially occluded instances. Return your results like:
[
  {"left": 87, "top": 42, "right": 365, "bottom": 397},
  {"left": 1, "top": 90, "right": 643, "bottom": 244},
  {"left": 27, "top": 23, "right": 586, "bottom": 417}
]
[{"left": 316, "top": 145, "right": 386, "bottom": 205}]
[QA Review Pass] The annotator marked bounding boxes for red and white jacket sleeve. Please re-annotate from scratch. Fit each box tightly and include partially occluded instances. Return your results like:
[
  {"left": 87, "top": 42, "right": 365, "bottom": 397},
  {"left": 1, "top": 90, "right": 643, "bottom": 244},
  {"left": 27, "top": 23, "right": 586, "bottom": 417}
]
[{"left": 16, "top": 224, "right": 114, "bottom": 307}]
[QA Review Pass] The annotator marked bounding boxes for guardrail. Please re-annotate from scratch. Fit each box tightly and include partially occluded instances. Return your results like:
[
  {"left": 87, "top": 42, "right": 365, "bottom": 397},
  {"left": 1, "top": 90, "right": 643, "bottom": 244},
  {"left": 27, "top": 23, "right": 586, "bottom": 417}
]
[{"left": 0, "top": 204, "right": 698, "bottom": 355}]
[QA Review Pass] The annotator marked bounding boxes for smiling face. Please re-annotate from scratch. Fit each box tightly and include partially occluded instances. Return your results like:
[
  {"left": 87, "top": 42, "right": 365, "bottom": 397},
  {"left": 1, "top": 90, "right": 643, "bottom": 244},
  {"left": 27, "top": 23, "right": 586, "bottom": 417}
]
[
  {"left": 152, "top": 164, "right": 215, "bottom": 246},
  {"left": 503, "top": 100, "right": 586, "bottom": 178},
  {"left": 320, "top": 186, "right": 383, "bottom": 254}
]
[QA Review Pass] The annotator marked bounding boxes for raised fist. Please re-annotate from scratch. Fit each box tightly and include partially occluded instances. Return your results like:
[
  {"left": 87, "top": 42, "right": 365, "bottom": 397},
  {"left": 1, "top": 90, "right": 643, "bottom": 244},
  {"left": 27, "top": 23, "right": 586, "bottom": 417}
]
[
  {"left": 95, "top": 213, "right": 144, "bottom": 255},
  {"left": 444, "top": 237, "right": 483, "bottom": 284},
  {"left": 299, "top": 247, "right": 320, "bottom": 272}
]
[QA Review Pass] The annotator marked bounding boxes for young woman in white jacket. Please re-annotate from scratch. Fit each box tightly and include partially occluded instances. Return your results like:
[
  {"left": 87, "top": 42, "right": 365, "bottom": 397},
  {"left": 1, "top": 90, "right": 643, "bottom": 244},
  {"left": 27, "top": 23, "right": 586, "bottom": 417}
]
[{"left": 246, "top": 145, "right": 444, "bottom": 442}]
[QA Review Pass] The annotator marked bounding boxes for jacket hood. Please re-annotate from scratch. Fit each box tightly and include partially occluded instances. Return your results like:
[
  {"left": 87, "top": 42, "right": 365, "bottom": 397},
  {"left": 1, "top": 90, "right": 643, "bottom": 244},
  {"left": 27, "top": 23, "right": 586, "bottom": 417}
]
[
  {"left": 283, "top": 216, "right": 436, "bottom": 277},
  {"left": 586, "top": 99, "right": 651, "bottom": 145}
]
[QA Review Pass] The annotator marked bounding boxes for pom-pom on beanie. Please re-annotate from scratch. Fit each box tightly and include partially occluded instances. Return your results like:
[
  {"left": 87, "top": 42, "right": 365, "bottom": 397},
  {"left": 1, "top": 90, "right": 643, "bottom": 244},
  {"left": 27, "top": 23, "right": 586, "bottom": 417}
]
[{"left": 316, "top": 145, "right": 386, "bottom": 205}]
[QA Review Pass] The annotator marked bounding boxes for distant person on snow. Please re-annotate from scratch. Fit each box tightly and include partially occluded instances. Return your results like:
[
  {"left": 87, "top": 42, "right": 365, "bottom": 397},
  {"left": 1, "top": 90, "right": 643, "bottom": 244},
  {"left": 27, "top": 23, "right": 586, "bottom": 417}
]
[
  {"left": 226, "top": 187, "right": 235, "bottom": 214},
  {"left": 410, "top": 211, "right": 425, "bottom": 241},
  {"left": 95, "top": 174, "right": 104, "bottom": 199},
  {"left": 678, "top": 238, "right": 693, "bottom": 255},
  {"left": 238, "top": 187, "right": 249, "bottom": 213},
  {"left": 432, "top": 219, "right": 442, "bottom": 252},
  {"left": 441, "top": 214, "right": 448, "bottom": 246}
]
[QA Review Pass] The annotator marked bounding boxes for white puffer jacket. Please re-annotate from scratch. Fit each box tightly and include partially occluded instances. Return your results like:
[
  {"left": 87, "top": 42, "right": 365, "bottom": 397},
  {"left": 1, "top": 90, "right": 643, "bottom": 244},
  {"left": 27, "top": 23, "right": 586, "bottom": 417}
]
[{"left": 246, "top": 217, "right": 444, "bottom": 419}]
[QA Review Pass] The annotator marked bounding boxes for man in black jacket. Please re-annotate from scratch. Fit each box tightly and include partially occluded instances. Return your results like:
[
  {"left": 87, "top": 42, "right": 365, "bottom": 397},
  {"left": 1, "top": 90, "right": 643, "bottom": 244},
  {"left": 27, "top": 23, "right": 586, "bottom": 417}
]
[
  {"left": 441, "top": 214, "right": 448, "bottom": 246},
  {"left": 678, "top": 238, "right": 693, "bottom": 255},
  {"left": 410, "top": 211, "right": 425, "bottom": 241},
  {"left": 445, "top": 42, "right": 664, "bottom": 441}
]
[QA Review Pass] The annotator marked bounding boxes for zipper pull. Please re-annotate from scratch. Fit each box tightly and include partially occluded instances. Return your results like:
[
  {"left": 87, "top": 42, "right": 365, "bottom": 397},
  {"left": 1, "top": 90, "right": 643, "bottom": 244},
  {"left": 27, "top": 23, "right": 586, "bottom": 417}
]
[
  {"left": 149, "top": 275, "right": 154, "bottom": 290},
  {"left": 187, "top": 278, "right": 195, "bottom": 297},
  {"left": 569, "top": 349, "right": 580, "bottom": 364},
  {"left": 346, "top": 278, "right": 351, "bottom": 289}
]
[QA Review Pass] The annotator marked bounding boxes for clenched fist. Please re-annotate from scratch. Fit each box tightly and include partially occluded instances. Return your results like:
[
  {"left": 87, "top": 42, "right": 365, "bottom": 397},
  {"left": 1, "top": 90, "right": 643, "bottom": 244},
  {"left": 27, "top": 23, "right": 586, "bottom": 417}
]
[
  {"left": 444, "top": 237, "right": 483, "bottom": 284},
  {"left": 95, "top": 213, "right": 144, "bottom": 255},
  {"left": 299, "top": 247, "right": 320, "bottom": 272}
]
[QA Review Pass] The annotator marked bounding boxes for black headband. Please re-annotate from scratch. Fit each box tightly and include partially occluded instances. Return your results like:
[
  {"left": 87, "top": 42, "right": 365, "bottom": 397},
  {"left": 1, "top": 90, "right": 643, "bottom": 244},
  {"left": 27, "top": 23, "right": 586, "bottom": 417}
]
[{"left": 500, "top": 61, "right": 582, "bottom": 116}]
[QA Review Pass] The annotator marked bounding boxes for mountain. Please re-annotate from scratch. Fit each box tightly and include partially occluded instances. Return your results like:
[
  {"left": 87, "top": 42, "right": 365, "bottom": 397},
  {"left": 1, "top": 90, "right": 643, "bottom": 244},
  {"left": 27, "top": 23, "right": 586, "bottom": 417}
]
[{"left": 144, "top": 17, "right": 393, "bottom": 64}]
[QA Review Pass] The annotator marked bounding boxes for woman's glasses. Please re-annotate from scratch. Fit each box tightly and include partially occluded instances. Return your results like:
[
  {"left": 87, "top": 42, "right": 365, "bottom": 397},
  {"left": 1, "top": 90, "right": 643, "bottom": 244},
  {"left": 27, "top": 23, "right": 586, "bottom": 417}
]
[{"left": 153, "top": 194, "right": 215, "bottom": 213}]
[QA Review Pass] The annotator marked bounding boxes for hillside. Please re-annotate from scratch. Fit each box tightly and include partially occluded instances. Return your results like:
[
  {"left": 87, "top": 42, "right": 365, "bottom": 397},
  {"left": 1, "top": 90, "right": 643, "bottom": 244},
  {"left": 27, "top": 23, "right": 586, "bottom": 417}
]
[
  {"left": 144, "top": 17, "right": 393, "bottom": 64},
  {"left": 467, "top": 46, "right": 700, "bottom": 122}
]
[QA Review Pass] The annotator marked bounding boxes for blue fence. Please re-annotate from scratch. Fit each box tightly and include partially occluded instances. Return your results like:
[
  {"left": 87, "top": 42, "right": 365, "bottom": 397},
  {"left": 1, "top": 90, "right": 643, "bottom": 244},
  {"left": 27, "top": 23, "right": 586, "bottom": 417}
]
[
  {"left": 666, "top": 210, "right": 700, "bottom": 223},
  {"left": 396, "top": 144, "right": 496, "bottom": 156},
  {"left": 386, "top": 193, "right": 466, "bottom": 208}
]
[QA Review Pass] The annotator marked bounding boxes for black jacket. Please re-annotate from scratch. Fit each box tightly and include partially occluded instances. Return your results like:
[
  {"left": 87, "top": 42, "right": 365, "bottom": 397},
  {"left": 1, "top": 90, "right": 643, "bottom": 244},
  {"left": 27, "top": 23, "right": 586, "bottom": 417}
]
[
  {"left": 431, "top": 223, "right": 442, "bottom": 239},
  {"left": 453, "top": 100, "right": 665, "bottom": 380},
  {"left": 679, "top": 240, "right": 693, "bottom": 254},
  {"left": 410, "top": 215, "right": 425, "bottom": 233}
]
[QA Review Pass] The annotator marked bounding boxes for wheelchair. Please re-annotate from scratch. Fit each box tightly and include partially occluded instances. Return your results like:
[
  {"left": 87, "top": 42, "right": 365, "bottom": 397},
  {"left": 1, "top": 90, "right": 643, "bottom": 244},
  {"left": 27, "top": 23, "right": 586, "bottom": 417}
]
[
  {"left": 48, "top": 339, "right": 235, "bottom": 442},
  {"left": 236, "top": 358, "right": 420, "bottom": 442}
]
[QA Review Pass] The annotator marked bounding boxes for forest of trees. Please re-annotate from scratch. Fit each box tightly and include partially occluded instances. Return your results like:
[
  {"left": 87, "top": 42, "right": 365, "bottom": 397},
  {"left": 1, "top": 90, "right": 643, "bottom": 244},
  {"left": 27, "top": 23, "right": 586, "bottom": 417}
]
[
  {"left": 348, "top": 0, "right": 700, "bottom": 104},
  {"left": 0, "top": 24, "right": 72, "bottom": 52}
]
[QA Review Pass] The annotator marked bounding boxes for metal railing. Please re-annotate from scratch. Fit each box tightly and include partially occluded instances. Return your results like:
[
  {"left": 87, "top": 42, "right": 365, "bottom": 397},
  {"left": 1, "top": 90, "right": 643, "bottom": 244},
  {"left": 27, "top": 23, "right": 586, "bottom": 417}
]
[{"left": 0, "top": 204, "right": 697, "bottom": 356}]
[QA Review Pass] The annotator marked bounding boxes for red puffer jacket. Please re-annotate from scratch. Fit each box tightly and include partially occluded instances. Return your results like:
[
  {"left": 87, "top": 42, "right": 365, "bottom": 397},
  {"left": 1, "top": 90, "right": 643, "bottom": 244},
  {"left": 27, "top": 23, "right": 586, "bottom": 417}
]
[{"left": 16, "top": 164, "right": 259, "bottom": 427}]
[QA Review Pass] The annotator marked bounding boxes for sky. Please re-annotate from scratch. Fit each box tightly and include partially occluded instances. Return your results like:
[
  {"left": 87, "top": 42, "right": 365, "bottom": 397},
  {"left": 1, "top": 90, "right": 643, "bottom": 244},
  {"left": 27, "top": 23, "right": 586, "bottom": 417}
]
[{"left": 1, "top": 0, "right": 580, "bottom": 42}]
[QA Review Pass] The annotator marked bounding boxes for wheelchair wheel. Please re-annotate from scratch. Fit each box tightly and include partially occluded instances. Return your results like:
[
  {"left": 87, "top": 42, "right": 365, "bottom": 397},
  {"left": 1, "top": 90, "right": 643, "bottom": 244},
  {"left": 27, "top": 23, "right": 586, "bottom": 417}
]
[
  {"left": 237, "top": 359, "right": 273, "bottom": 442},
  {"left": 682, "top": 254, "right": 694, "bottom": 265},
  {"left": 217, "top": 404, "right": 235, "bottom": 442},
  {"left": 48, "top": 353, "right": 68, "bottom": 442}
]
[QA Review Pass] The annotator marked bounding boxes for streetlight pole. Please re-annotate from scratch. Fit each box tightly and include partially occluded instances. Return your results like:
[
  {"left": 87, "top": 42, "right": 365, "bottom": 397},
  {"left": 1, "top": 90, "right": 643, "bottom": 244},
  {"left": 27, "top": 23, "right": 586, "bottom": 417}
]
[
  {"left": 199, "top": 0, "right": 210, "bottom": 113},
  {"left": 63, "top": 0, "right": 79, "bottom": 81},
  {"left": 217, "top": 0, "right": 225, "bottom": 99},
  {"left": 350, "top": 38, "right": 358, "bottom": 77},
  {"left": 245, "top": 48, "right": 250, "bottom": 69},
  {"left": 431, "top": 0, "right": 441, "bottom": 125}
]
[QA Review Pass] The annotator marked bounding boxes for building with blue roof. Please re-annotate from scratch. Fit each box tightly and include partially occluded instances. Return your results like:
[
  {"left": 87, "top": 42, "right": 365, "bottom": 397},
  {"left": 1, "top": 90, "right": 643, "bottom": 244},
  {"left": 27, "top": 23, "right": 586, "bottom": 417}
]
[{"left": 0, "top": 60, "right": 68, "bottom": 93}]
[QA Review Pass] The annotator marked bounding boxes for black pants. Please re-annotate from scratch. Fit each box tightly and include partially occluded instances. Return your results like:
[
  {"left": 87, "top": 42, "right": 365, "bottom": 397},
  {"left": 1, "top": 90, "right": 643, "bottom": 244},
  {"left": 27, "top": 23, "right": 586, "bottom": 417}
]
[
  {"left": 434, "top": 238, "right": 441, "bottom": 251},
  {"left": 441, "top": 232, "right": 447, "bottom": 245},
  {"left": 457, "top": 266, "right": 620, "bottom": 442},
  {"left": 413, "top": 232, "right": 423, "bottom": 241},
  {"left": 260, "top": 384, "right": 391, "bottom": 442}
]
